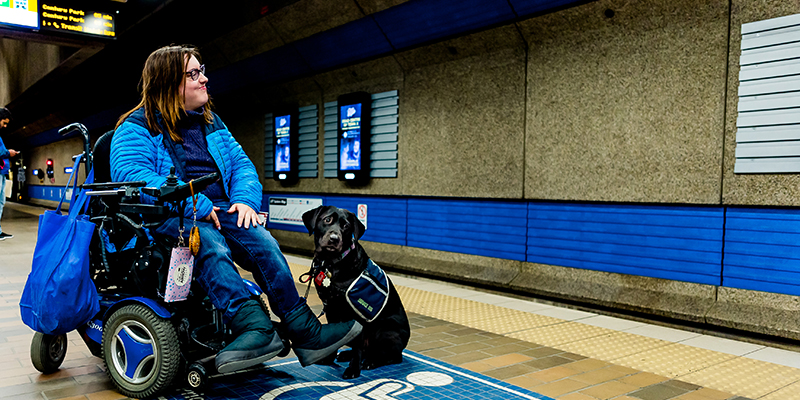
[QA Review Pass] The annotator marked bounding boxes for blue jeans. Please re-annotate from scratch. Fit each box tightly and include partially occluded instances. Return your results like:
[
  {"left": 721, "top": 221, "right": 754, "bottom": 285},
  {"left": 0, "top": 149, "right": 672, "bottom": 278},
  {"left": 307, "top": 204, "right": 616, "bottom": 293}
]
[
  {"left": 156, "top": 203, "right": 304, "bottom": 322},
  {"left": 0, "top": 174, "right": 5, "bottom": 234}
]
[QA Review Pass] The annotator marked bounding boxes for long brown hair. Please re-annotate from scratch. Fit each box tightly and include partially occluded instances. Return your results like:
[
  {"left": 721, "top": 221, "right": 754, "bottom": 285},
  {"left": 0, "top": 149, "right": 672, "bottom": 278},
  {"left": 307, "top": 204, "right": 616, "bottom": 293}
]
[{"left": 116, "top": 45, "right": 213, "bottom": 142}]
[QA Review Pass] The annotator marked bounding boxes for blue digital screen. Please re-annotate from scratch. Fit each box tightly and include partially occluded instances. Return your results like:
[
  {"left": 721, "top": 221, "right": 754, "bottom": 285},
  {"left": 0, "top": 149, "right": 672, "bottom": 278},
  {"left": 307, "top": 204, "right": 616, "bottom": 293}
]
[
  {"left": 340, "top": 104, "right": 362, "bottom": 171},
  {"left": 0, "top": 1, "right": 39, "bottom": 30},
  {"left": 275, "top": 115, "right": 291, "bottom": 172}
]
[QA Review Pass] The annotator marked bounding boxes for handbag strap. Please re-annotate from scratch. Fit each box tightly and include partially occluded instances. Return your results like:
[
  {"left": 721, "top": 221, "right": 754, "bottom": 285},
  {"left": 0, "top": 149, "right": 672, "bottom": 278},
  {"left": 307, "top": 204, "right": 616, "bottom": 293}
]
[
  {"left": 56, "top": 155, "right": 85, "bottom": 214},
  {"left": 67, "top": 167, "right": 95, "bottom": 220},
  {"left": 68, "top": 167, "right": 95, "bottom": 220}
]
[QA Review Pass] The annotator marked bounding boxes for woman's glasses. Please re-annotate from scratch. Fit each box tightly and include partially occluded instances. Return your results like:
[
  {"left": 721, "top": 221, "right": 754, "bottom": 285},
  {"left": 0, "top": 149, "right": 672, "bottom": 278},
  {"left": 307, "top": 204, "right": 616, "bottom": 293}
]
[{"left": 185, "top": 65, "right": 205, "bottom": 81}]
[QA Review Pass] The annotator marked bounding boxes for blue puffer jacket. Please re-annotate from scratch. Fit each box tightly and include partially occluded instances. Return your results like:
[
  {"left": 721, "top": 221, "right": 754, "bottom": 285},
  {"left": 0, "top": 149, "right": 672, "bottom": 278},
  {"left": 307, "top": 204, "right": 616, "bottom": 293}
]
[
  {"left": 110, "top": 108, "right": 262, "bottom": 219},
  {"left": 0, "top": 136, "right": 9, "bottom": 175}
]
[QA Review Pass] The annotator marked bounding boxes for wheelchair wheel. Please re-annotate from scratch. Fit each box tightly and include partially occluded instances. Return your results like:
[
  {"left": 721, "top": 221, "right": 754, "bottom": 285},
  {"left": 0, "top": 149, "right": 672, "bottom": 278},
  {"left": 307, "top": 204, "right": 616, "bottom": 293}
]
[
  {"left": 186, "top": 362, "right": 208, "bottom": 390},
  {"left": 102, "top": 304, "right": 179, "bottom": 398},
  {"left": 31, "top": 332, "right": 67, "bottom": 374}
]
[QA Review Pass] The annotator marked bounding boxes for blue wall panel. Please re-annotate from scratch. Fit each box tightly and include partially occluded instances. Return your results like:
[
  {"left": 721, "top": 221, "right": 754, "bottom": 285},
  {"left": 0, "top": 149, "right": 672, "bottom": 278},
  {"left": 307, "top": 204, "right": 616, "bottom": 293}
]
[
  {"left": 28, "top": 185, "right": 67, "bottom": 202},
  {"left": 261, "top": 194, "right": 407, "bottom": 246},
  {"left": 527, "top": 203, "right": 724, "bottom": 285},
  {"left": 323, "top": 196, "right": 407, "bottom": 246},
  {"left": 372, "top": 0, "right": 516, "bottom": 50},
  {"left": 407, "top": 198, "right": 528, "bottom": 261},
  {"left": 723, "top": 208, "right": 800, "bottom": 296},
  {"left": 508, "top": 0, "right": 588, "bottom": 18},
  {"left": 292, "top": 19, "right": 394, "bottom": 71}
]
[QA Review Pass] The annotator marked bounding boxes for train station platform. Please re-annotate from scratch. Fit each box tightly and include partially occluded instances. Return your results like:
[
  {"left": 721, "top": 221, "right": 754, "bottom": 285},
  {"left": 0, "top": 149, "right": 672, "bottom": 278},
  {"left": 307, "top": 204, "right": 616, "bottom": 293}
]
[{"left": 1, "top": 202, "right": 799, "bottom": 400}]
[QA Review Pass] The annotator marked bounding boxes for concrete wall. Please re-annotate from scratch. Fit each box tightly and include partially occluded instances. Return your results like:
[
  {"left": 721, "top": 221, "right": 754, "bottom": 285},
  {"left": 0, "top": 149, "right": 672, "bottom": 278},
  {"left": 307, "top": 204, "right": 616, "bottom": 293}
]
[
  {"left": 221, "top": 0, "right": 736, "bottom": 204},
  {"left": 722, "top": 0, "right": 800, "bottom": 206},
  {"left": 0, "top": 38, "right": 62, "bottom": 108}
]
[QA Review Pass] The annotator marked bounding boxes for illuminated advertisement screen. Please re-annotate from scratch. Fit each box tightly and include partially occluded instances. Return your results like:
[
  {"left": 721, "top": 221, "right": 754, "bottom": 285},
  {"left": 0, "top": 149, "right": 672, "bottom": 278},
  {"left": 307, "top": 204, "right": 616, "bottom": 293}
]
[
  {"left": 40, "top": 3, "right": 115, "bottom": 38},
  {"left": 0, "top": 0, "right": 39, "bottom": 30},
  {"left": 274, "top": 115, "right": 291, "bottom": 173},
  {"left": 339, "top": 103, "right": 362, "bottom": 171}
]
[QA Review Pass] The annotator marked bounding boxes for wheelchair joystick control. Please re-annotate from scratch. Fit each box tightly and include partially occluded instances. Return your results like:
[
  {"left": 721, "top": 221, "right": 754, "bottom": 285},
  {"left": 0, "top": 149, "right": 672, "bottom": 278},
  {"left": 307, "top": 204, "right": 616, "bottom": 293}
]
[{"left": 166, "top": 167, "right": 179, "bottom": 187}]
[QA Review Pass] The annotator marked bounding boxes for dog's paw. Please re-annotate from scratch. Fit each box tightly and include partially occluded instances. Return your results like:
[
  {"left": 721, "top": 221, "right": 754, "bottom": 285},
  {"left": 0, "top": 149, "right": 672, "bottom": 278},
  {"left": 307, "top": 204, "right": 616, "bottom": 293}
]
[
  {"left": 336, "top": 349, "right": 354, "bottom": 362},
  {"left": 342, "top": 366, "right": 361, "bottom": 380}
]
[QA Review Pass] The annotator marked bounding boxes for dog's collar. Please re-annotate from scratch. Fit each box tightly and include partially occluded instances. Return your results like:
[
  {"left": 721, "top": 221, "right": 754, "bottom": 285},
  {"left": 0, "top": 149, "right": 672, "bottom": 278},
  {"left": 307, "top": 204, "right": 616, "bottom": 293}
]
[{"left": 320, "top": 241, "right": 356, "bottom": 268}]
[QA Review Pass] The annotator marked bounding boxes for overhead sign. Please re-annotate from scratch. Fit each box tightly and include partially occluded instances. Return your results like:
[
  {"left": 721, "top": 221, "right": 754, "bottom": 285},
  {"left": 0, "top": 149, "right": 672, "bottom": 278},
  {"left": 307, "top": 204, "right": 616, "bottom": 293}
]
[
  {"left": 161, "top": 351, "right": 554, "bottom": 400},
  {"left": 39, "top": 3, "right": 115, "bottom": 38},
  {"left": 0, "top": 0, "right": 39, "bottom": 30}
]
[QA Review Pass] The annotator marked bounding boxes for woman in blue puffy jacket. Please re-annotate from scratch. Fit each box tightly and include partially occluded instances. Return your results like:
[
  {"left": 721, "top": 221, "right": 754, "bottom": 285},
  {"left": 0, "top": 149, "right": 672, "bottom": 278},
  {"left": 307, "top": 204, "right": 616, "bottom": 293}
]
[{"left": 110, "top": 45, "right": 361, "bottom": 373}]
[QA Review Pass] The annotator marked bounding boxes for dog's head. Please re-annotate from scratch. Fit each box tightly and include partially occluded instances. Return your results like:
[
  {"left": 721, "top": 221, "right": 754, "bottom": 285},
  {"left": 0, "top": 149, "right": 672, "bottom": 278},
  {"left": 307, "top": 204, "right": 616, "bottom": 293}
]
[{"left": 302, "top": 205, "right": 366, "bottom": 258}]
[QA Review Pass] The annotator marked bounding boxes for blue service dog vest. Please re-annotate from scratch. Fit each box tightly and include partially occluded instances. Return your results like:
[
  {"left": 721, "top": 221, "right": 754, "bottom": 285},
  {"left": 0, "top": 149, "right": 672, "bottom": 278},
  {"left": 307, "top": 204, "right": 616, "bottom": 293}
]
[{"left": 345, "top": 259, "right": 390, "bottom": 322}]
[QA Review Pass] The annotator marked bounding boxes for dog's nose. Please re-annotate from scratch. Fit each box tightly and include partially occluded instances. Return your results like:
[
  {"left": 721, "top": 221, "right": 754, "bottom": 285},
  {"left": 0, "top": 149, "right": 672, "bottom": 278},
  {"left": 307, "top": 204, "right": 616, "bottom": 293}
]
[{"left": 329, "top": 233, "right": 340, "bottom": 243}]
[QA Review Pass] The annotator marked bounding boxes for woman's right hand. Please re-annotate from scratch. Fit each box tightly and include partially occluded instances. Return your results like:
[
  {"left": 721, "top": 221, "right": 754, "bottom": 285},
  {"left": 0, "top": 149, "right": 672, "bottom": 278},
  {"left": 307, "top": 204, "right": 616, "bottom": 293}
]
[{"left": 202, "top": 206, "right": 221, "bottom": 229}]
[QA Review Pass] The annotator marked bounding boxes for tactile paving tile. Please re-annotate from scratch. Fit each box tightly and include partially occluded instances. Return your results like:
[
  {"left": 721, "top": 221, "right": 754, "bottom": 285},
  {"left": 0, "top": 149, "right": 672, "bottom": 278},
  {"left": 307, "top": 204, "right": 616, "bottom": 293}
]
[
  {"left": 455, "top": 308, "right": 564, "bottom": 335},
  {"left": 559, "top": 331, "right": 671, "bottom": 361},
  {"left": 506, "top": 322, "right": 616, "bottom": 347},
  {"left": 760, "top": 381, "right": 800, "bottom": 400},
  {"left": 398, "top": 287, "right": 480, "bottom": 319},
  {"left": 679, "top": 356, "right": 800, "bottom": 399},
  {"left": 613, "top": 343, "right": 737, "bottom": 379}
]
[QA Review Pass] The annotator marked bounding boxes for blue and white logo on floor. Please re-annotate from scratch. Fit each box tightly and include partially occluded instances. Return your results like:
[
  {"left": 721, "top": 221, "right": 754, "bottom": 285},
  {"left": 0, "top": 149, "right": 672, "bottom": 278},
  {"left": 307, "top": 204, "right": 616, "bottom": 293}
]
[{"left": 161, "top": 351, "right": 554, "bottom": 400}]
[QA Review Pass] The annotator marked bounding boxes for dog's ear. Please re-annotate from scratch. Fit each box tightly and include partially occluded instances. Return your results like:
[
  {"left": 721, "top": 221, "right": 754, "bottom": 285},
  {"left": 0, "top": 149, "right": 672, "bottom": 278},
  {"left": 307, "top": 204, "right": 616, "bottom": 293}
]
[
  {"left": 302, "top": 206, "right": 331, "bottom": 235},
  {"left": 346, "top": 209, "right": 366, "bottom": 241}
]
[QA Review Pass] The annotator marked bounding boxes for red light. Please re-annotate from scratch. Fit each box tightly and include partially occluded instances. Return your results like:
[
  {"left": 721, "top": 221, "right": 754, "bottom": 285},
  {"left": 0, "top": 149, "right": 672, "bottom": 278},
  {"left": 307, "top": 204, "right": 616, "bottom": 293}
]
[{"left": 46, "top": 159, "right": 53, "bottom": 166}]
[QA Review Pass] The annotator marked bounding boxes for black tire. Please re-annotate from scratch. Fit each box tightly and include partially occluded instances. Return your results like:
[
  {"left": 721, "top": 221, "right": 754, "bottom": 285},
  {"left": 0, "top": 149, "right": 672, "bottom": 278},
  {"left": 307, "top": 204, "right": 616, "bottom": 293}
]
[
  {"left": 30, "top": 332, "right": 67, "bottom": 374},
  {"left": 102, "top": 304, "right": 180, "bottom": 399},
  {"left": 186, "top": 363, "right": 207, "bottom": 390}
]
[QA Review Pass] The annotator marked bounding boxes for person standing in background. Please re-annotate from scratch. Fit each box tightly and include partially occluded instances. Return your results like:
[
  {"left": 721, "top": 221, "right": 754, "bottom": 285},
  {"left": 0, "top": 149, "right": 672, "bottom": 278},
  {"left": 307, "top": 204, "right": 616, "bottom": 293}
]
[{"left": 0, "top": 107, "right": 20, "bottom": 240}]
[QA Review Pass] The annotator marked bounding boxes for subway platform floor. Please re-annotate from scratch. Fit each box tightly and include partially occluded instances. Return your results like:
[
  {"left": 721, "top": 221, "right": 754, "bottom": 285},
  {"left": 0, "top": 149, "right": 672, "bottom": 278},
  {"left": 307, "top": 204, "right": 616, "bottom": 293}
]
[{"left": 1, "top": 202, "right": 800, "bottom": 400}]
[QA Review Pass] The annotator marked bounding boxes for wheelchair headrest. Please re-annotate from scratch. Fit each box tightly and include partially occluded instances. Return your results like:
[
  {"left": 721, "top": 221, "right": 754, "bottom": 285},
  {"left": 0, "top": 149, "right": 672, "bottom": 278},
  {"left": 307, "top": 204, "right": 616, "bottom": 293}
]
[{"left": 93, "top": 130, "right": 115, "bottom": 184}]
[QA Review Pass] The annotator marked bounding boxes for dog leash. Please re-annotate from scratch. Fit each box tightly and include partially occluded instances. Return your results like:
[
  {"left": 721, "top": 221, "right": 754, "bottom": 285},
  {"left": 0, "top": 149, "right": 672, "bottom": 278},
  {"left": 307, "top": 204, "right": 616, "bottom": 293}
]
[{"left": 298, "top": 240, "right": 356, "bottom": 300}]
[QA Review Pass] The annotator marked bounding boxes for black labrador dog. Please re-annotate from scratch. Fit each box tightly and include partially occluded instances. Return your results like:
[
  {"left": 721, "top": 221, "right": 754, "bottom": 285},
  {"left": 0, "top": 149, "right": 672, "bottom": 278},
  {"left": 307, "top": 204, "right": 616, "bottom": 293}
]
[{"left": 302, "top": 205, "right": 410, "bottom": 379}]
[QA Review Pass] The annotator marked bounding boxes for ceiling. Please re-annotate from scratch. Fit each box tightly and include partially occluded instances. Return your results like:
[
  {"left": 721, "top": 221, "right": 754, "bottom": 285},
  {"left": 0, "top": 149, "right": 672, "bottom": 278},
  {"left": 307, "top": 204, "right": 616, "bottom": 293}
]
[{"left": 2, "top": 0, "right": 588, "bottom": 149}]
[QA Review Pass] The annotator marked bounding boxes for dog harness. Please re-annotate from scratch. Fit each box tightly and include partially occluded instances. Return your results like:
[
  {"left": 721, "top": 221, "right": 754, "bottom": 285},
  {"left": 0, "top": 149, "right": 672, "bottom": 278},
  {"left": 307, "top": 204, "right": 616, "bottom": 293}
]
[
  {"left": 343, "top": 259, "right": 390, "bottom": 322},
  {"left": 302, "top": 242, "right": 390, "bottom": 322}
]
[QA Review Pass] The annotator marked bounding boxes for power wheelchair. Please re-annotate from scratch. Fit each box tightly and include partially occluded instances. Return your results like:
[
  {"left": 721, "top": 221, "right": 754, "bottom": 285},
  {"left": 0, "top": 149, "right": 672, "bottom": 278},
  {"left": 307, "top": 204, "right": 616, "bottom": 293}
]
[{"left": 28, "top": 123, "right": 288, "bottom": 398}]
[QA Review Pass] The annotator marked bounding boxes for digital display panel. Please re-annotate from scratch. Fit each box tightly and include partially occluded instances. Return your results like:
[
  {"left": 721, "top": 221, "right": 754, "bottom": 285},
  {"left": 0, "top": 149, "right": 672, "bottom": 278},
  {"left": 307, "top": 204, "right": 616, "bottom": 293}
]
[
  {"left": 0, "top": 0, "right": 39, "bottom": 30},
  {"left": 339, "top": 103, "right": 362, "bottom": 171},
  {"left": 274, "top": 115, "right": 291, "bottom": 173},
  {"left": 40, "top": 3, "right": 115, "bottom": 38}
]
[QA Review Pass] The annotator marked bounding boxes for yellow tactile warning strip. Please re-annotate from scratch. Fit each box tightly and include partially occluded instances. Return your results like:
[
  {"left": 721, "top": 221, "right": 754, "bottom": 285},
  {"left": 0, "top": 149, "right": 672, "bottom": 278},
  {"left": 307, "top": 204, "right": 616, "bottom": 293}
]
[
  {"left": 681, "top": 357, "right": 800, "bottom": 399},
  {"left": 613, "top": 343, "right": 738, "bottom": 379},
  {"left": 356, "top": 266, "right": 800, "bottom": 400},
  {"left": 559, "top": 331, "right": 671, "bottom": 361}
]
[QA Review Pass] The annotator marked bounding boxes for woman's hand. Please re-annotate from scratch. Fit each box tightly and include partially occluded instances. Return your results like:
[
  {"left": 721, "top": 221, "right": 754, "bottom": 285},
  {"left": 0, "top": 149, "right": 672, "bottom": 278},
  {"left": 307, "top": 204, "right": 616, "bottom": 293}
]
[
  {"left": 202, "top": 206, "right": 221, "bottom": 229},
  {"left": 228, "top": 203, "right": 259, "bottom": 229}
]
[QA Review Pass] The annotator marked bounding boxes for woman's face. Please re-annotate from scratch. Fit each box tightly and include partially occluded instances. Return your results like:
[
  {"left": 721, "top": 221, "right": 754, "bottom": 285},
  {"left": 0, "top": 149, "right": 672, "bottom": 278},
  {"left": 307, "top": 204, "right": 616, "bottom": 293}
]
[{"left": 180, "top": 55, "right": 208, "bottom": 111}]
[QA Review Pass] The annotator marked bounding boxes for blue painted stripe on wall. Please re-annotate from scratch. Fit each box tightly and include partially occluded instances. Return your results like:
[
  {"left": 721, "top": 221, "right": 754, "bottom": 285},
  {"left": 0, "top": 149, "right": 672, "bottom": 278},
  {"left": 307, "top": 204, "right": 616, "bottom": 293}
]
[
  {"left": 373, "top": 0, "right": 516, "bottom": 50},
  {"left": 408, "top": 198, "right": 528, "bottom": 261},
  {"left": 723, "top": 207, "right": 800, "bottom": 295},
  {"left": 509, "top": 0, "right": 587, "bottom": 17},
  {"left": 253, "top": 194, "right": 800, "bottom": 296},
  {"left": 28, "top": 185, "right": 67, "bottom": 202},
  {"left": 527, "top": 203, "right": 724, "bottom": 285},
  {"left": 527, "top": 254, "right": 720, "bottom": 285},
  {"left": 261, "top": 194, "right": 407, "bottom": 246}
]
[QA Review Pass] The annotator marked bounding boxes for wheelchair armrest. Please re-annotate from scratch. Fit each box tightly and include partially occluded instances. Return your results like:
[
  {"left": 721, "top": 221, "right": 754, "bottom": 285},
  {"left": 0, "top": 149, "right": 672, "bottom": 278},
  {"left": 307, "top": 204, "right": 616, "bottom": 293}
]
[{"left": 83, "top": 181, "right": 147, "bottom": 190}]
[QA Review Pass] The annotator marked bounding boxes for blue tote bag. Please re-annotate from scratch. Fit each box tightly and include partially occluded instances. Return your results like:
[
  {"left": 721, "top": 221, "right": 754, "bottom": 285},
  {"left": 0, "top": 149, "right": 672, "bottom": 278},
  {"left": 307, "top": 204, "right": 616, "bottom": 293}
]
[{"left": 20, "top": 155, "right": 99, "bottom": 335}]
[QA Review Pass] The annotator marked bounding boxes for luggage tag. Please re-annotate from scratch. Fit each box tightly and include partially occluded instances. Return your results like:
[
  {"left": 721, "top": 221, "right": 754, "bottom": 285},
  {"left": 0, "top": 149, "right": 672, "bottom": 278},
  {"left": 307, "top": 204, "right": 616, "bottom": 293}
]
[{"left": 164, "top": 185, "right": 200, "bottom": 302}]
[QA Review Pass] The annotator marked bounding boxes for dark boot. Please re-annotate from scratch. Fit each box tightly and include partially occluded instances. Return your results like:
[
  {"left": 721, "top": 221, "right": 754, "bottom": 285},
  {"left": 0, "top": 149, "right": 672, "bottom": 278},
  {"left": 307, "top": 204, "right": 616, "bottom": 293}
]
[
  {"left": 283, "top": 304, "right": 362, "bottom": 367},
  {"left": 215, "top": 300, "right": 285, "bottom": 373}
]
